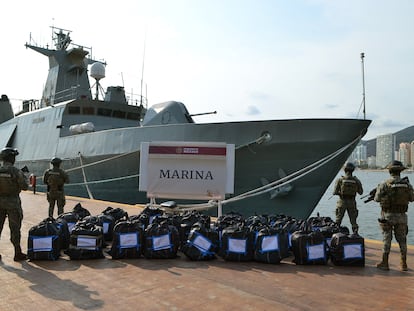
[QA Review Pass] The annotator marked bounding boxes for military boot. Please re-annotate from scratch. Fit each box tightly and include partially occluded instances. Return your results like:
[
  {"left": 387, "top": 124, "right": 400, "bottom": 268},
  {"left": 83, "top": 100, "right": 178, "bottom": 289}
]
[
  {"left": 401, "top": 253, "right": 408, "bottom": 271},
  {"left": 13, "top": 245, "right": 27, "bottom": 261},
  {"left": 376, "top": 253, "right": 389, "bottom": 271}
]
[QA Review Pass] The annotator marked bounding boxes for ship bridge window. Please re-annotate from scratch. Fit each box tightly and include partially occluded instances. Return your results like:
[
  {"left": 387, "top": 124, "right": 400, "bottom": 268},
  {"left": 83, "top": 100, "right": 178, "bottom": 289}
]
[
  {"left": 127, "top": 112, "right": 140, "bottom": 120},
  {"left": 113, "top": 110, "right": 126, "bottom": 119},
  {"left": 97, "top": 108, "right": 112, "bottom": 117},
  {"left": 68, "top": 106, "right": 81, "bottom": 114},
  {"left": 82, "top": 107, "right": 95, "bottom": 115}
]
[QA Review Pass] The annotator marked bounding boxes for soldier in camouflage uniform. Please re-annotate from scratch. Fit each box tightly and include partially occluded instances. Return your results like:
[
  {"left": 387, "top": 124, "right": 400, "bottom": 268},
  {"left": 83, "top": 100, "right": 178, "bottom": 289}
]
[
  {"left": 374, "top": 160, "right": 414, "bottom": 271},
  {"left": 333, "top": 162, "right": 363, "bottom": 233},
  {"left": 43, "top": 157, "right": 69, "bottom": 218},
  {"left": 0, "top": 147, "right": 28, "bottom": 261}
]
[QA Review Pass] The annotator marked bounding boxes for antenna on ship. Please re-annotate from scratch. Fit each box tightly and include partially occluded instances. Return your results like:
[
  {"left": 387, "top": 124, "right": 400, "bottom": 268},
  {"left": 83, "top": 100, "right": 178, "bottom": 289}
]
[
  {"left": 90, "top": 62, "right": 106, "bottom": 100},
  {"left": 140, "top": 29, "right": 147, "bottom": 107},
  {"left": 360, "top": 52, "right": 366, "bottom": 120}
]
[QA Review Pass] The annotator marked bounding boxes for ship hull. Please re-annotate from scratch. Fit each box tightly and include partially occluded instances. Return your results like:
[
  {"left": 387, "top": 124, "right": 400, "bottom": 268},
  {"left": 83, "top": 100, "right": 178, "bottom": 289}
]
[{"left": 16, "top": 118, "right": 370, "bottom": 219}]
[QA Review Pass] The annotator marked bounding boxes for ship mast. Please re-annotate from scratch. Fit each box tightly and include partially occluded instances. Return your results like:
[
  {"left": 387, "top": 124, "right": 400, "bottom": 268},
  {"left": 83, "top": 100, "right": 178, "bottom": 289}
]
[
  {"left": 25, "top": 26, "right": 93, "bottom": 107},
  {"left": 360, "top": 52, "right": 366, "bottom": 120}
]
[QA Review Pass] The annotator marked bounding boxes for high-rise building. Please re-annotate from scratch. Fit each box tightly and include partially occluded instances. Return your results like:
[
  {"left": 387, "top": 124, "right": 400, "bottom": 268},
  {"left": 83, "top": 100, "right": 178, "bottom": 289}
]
[
  {"left": 349, "top": 143, "right": 367, "bottom": 166},
  {"left": 411, "top": 141, "right": 414, "bottom": 168},
  {"left": 367, "top": 156, "right": 376, "bottom": 168},
  {"left": 399, "top": 142, "right": 411, "bottom": 167},
  {"left": 376, "top": 133, "right": 395, "bottom": 168}
]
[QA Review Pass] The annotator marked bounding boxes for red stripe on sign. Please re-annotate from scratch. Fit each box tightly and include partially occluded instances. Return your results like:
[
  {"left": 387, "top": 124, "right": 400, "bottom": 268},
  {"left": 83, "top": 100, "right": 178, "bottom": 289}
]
[{"left": 149, "top": 146, "right": 226, "bottom": 155}]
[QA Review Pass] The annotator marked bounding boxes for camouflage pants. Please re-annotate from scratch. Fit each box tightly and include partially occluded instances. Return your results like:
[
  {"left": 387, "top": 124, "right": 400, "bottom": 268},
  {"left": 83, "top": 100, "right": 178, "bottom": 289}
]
[
  {"left": 379, "top": 212, "right": 408, "bottom": 254},
  {"left": 0, "top": 196, "right": 23, "bottom": 247},
  {"left": 336, "top": 199, "right": 359, "bottom": 232},
  {"left": 47, "top": 191, "right": 66, "bottom": 218}
]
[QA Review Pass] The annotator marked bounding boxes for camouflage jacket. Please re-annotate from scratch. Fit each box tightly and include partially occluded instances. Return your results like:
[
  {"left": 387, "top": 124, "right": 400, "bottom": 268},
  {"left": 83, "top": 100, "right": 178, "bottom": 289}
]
[{"left": 0, "top": 161, "right": 28, "bottom": 196}]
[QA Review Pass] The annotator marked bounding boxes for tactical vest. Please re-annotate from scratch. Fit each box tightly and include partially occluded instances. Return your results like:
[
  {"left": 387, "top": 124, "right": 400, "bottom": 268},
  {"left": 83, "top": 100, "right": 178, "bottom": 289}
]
[
  {"left": 389, "top": 180, "right": 410, "bottom": 209},
  {"left": 340, "top": 176, "right": 358, "bottom": 197},
  {"left": 47, "top": 170, "right": 65, "bottom": 191},
  {"left": 0, "top": 166, "right": 19, "bottom": 196}
]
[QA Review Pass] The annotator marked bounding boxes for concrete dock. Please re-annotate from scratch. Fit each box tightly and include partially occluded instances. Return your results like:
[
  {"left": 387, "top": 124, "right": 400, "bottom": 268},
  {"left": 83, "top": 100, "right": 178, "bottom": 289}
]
[{"left": 0, "top": 191, "right": 413, "bottom": 311}]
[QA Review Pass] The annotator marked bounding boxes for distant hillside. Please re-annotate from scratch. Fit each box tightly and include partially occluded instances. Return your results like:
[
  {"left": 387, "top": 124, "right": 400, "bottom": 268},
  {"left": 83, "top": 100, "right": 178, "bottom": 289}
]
[{"left": 363, "top": 125, "right": 414, "bottom": 157}]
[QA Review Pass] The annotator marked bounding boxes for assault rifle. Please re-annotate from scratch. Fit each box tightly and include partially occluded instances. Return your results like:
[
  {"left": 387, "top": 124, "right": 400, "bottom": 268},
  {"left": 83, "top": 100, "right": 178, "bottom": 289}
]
[
  {"left": 361, "top": 176, "right": 410, "bottom": 203},
  {"left": 361, "top": 188, "right": 377, "bottom": 203}
]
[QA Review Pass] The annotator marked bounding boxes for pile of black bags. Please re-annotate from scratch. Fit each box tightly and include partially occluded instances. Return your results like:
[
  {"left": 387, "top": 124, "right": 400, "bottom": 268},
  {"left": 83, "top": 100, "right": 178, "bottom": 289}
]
[{"left": 27, "top": 204, "right": 365, "bottom": 266}]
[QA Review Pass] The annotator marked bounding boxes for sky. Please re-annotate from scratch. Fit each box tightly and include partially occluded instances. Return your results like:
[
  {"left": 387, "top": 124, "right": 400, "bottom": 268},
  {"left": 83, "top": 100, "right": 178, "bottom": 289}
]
[{"left": 1, "top": 0, "right": 413, "bottom": 140}]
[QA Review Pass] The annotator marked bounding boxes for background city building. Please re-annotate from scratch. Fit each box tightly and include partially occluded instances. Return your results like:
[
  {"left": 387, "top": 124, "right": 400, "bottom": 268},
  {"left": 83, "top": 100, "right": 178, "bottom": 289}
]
[
  {"left": 375, "top": 133, "right": 395, "bottom": 169},
  {"left": 367, "top": 156, "right": 376, "bottom": 168},
  {"left": 349, "top": 143, "right": 367, "bottom": 167},
  {"left": 398, "top": 142, "right": 411, "bottom": 167}
]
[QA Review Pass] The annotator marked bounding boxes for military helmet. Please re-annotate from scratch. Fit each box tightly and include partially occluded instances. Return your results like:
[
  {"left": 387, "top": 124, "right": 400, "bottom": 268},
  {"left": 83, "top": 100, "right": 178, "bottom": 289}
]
[
  {"left": 51, "top": 157, "right": 62, "bottom": 165},
  {"left": 0, "top": 147, "right": 19, "bottom": 160},
  {"left": 343, "top": 162, "right": 355, "bottom": 172},
  {"left": 387, "top": 160, "right": 406, "bottom": 172}
]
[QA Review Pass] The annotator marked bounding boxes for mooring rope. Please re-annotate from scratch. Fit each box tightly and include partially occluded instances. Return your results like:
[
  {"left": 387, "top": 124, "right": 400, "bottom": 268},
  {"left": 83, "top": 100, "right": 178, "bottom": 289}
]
[
  {"left": 78, "top": 152, "right": 94, "bottom": 199},
  {"left": 64, "top": 174, "right": 140, "bottom": 187},
  {"left": 32, "top": 150, "right": 139, "bottom": 183},
  {"left": 65, "top": 150, "right": 139, "bottom": 173},
  {"left": 222, "top": 134, "right": 362, "bottom": 204}
]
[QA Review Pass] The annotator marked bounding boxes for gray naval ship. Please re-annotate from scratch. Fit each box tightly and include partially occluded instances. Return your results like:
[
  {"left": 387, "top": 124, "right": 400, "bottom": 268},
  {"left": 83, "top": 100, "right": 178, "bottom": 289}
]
[{"left": 0, "top": 27, "right": 371, "bottom": 219}]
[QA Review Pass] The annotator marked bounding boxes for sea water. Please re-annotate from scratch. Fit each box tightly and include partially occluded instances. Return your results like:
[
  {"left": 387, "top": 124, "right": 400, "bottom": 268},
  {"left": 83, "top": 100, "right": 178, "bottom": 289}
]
[{"left": 311, "top": 169, "right": 414, "bottom": 245}]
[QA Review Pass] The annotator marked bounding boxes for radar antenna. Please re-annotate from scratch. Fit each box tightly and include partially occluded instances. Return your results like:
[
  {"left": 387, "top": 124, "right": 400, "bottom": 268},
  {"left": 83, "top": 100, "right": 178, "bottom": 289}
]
[
  {"left": 51, "top": 26, "right": 72, "bottom": 50},
  {"left": 90, "top": 62, "right": 106, "bottom": 100}
]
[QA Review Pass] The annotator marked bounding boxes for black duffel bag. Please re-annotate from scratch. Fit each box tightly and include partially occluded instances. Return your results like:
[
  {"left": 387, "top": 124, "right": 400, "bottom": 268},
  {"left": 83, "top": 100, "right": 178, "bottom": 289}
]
[
  {"left": 28, "top": 217, "right": 62, "bottom": 261},
  {"left": 330, "top": 232, "right": 365, "bottom": 266},
  {"left": 179, "top": 211, "right": 210, "bottom": 247},
  {"left": 83, "top": 214, "right": 115, "bottom": 241},
  {"left": 110, "top": 220, "right": 144, "bottom": 259},
  {"left": 143, "top": 220, "right": 180, "bottom": 259},
  {"left": 65, "top": 221, "right": 104, "bottom": 260},
  {"left": 101, "top": 206, "right": 128, "bottom": 223},
  {"left": 291, "top": 228, "right": 327, "bottom": 265},
  {"left": 181, "top": 222, "right": 219, "bottom": 261},
  {"left": 254, "top": 226, "right": 289, "bottom": 264},
  {"left": 218, "top": 224, "right": 255, "bottom": 262}
]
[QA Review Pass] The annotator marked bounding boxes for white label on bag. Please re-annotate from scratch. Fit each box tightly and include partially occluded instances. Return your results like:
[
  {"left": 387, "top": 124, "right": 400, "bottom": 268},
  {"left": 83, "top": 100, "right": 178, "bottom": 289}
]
[
  {"left": 77, "top": 236, "right": 97, "bottom": 250},
  {"left": 228, "top": 238, "right": 246, "bottom": 253},
  {"left": 33, "top": 236, "right": 53, "bottom": 251},
  {"left": 193, "top": 235, "right": 212, "bottom": 252},
  {"left": 153, "top": 234, "right": 171, "bottom": 251},
  {"left": 307, "top": 243, "right": 325, "bottom": 260},
  {"left": 119, "top": 233, "right": 138, "bottom": 248},
  {"left": 261, "top": 235, "right": 279, "bottom": 252},
  {"left": 344, "top": 243, "right": 363, "bottom": 259}
]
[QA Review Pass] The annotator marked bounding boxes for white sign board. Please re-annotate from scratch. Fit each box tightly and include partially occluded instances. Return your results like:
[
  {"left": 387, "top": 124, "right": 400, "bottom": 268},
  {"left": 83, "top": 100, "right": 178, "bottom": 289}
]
[{"left": 139, "top": 141, "right": 235, "bottom": 200}]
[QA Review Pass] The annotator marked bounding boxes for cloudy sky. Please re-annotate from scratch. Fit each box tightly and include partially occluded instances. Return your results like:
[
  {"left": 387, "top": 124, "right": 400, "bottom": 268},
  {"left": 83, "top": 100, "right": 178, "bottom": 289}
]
[{"left": 1, "top": 0, "right": 412, "bottom": 140}]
